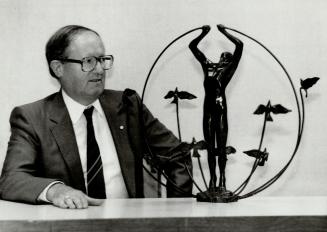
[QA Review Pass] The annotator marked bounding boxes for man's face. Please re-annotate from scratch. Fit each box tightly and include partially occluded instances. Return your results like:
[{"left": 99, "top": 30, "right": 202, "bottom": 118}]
[{"left": 60, "top": 31, "right": 106, "bottom": 105}]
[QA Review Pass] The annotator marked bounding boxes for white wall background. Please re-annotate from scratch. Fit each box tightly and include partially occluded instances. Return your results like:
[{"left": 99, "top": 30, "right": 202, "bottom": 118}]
[{"left": 0, "top": 0, "right": 326, "bottom": 197}]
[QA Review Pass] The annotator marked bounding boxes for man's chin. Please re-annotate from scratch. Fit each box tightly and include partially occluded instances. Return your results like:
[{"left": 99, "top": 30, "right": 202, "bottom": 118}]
[
  {"left": 94, "top": 87, "right": 105, "bottom": 97},
  {"left": 87, "top": 86, "right": 105, "bottom": 100}
]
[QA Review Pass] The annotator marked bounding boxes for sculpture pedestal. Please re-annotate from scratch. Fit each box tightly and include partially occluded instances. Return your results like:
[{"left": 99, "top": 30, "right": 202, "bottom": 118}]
[{"left": 196, "top": 187, "right": 238, "bottom": 203}]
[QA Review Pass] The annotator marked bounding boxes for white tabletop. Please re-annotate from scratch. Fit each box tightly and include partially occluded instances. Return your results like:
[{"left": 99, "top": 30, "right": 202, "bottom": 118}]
[{"left": 0, "top": 196, "right": 326, "bottom": 221}]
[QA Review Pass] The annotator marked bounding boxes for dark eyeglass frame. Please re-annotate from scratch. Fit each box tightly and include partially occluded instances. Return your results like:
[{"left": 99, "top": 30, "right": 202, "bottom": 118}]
[{"left": 57, "top": 55, "right": 114, "bottom": 72}]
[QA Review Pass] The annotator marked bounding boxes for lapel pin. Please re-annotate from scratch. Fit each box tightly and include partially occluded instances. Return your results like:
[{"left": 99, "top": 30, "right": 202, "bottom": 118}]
[{"left": 119, "top": 125, "right": 124, "bottom": 130}]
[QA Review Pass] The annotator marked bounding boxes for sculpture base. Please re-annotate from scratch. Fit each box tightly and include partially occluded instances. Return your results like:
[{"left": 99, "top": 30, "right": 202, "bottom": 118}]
[{"left": 196, "top": 187, "right": 238, "bottom": 203}]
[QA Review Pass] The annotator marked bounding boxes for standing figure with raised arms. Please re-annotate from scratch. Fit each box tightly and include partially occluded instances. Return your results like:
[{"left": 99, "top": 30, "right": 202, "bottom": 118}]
[{"left": 189, "top": 24, "right": 243, "bottom": 199}]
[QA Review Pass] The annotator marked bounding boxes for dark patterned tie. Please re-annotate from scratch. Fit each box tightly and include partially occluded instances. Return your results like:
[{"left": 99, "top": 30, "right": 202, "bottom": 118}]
[{"left": 83, "top": 106, "right": 106, "bottom": 199}]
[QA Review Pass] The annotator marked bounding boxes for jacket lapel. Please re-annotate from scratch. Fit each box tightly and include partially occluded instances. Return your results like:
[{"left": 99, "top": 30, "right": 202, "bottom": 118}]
[
  {"left": 99, "top": 91, "right": 136, "bottom": 197},
  {"left": 48, "top": 92, "right": 86, "bottom": 193}
]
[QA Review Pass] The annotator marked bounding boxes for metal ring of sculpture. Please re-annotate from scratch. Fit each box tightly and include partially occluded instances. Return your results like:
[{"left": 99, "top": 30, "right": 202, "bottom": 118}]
[{"left": 141, "top": 25, "right": 318, "bottom": 202}]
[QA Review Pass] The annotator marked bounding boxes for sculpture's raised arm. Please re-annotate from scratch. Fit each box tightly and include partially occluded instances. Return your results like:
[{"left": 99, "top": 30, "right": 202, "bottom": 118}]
[
  {"left": 217, "top": 24, "right": 243, "bottom": 88},
  {"left": 189, "top": 25, "right": 211, "bottom": 68}
]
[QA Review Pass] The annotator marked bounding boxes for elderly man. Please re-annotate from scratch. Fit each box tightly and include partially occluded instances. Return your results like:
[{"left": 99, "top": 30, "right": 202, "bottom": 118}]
[{"left": 0, "top": 25, "right": 192, "bottom": 209}]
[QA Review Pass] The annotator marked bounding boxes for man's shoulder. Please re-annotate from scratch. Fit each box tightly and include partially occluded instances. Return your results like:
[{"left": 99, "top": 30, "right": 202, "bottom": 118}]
[
  {"left": 100, "top": 89, "right": 143, "bottom": 113},
  {"left": 11, "top": 92, "right": 60, "bottom": 120},
  {"left": 101, "top": 89, "right": 124, "bottom": 98},
  {"left": 101, "top": 88, "right": 140, "bottom": 102},
  {"left": 15, "top": 92, "right": 59, "bottom": 110}
]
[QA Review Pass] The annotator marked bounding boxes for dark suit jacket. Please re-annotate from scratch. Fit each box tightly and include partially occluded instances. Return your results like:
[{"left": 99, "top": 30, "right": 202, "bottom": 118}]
[{"left": 0, "top": 89, "right": 192, "bottom": 204}]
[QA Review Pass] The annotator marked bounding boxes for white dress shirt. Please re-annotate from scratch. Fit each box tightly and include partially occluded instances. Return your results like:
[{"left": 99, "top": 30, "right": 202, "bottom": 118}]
[{"left": 38, "top": 91, "right": 128, "bottom": 201}]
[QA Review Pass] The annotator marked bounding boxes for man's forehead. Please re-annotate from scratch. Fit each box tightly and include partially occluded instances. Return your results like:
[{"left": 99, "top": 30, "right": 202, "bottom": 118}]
[{"left": 66, "top": 31, "right": 105, "bottom": 57}]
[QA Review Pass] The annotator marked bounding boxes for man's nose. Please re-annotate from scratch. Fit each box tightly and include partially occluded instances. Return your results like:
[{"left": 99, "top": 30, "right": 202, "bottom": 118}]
[{"left": 94, "top": 60, "right": 105, "bottom": 74}]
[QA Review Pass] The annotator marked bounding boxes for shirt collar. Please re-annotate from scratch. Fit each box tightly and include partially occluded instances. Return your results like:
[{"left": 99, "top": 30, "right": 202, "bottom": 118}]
[{"left": 62, "top": 90, "right": 105, "bottom": 124}]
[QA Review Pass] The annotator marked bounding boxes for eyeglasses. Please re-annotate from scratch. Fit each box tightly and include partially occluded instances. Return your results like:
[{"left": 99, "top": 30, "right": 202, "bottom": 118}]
[{"left": 57, "top": 55, "right": 114, "bottom": 72}]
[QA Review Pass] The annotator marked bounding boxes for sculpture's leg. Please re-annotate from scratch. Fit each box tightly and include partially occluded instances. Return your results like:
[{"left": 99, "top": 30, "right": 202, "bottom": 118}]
[
  {"left": 216, "top": 112, "right": 228, "bottom": 190},
  {"left": 197, "top": 105, "right": 236, "bottom": 202},
  {"left": 207, "top": 148, "right": 217, "bottom": 191},
  {"left": 203, "top": 113, "right": 217, "bottom": 191},
  {"left": 218, "top": 154, "right": 227, "bottom": 188}
]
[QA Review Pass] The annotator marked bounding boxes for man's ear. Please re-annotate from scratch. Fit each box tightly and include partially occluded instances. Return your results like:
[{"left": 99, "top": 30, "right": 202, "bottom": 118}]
[{"left": 50, "top": 60, "right": 64, "bottom": 78}]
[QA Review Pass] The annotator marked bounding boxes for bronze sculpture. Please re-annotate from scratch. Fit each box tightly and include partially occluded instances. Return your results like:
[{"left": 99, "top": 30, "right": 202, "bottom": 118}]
[
  {"left": 189, "top": 24, "right": 243, "bottom": 199},
  {"left": 142, "top": 24, "right": 319, "bottom": 202}
]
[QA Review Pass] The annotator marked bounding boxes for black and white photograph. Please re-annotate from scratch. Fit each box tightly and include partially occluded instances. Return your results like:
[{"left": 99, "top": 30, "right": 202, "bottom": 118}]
[{"left": 0, "top": 0, "right": 326, "bottom": 231}]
